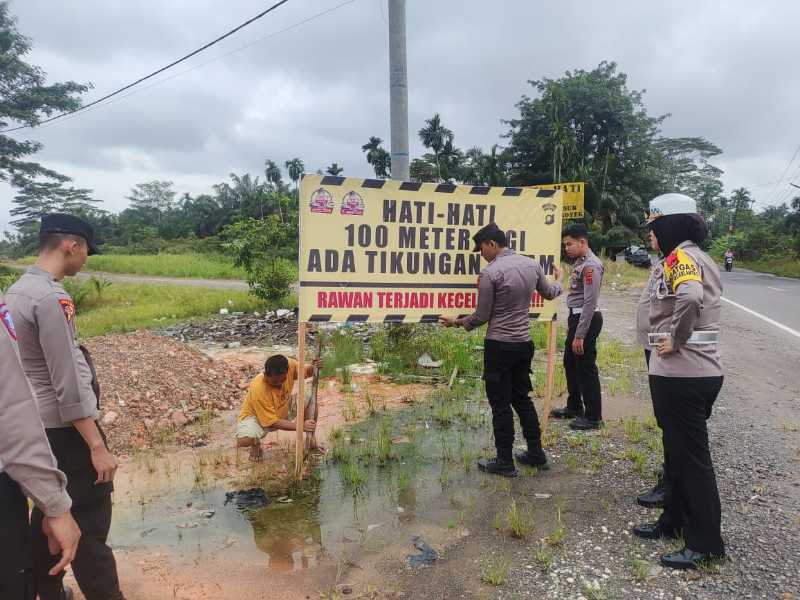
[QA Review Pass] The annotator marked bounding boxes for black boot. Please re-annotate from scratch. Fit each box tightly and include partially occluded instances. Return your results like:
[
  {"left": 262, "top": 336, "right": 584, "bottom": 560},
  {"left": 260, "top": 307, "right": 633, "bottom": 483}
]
[
  {"left": 550, "top": 407, "right": 582, "bottom": 419},
  {"left": 660, "top": 547, "right": 724, "bottom": 570},
  {"left": 477, "top": 457, "right": 518, "bottom": 478},
  {"left": 569, "top": 417, "right": 602, "bottom": 431},
  {"left": 637, "top": 472, "right": 666, "bottom": 508},
  {"left": 515, "top": 448, "right": 550, "bottom": 470}
]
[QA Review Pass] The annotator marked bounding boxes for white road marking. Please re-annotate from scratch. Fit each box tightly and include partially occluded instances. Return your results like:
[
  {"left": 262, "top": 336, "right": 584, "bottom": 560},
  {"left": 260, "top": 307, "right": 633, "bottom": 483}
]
[
  {"left": 767, "top": 286, "right": 786, "bottom": 292},
  {"left": 721, "top": 296, "right": 800, "bottom": 340}
]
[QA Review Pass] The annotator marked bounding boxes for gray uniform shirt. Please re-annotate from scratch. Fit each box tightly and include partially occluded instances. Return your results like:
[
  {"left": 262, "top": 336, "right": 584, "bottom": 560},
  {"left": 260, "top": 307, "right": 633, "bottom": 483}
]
[
  {"left": 6, "top": 267, "right": 99, "bottom": 428},
  {"left": 565, "top": 249, "right": 604, "bottom": 338},
  {"left": 636, "top": 268, "right": 659, "bottom": 348},
  {"left": 459, "top": 248, "right": 562, "bottom": 342},
  {"left": 648, "top": 241, "right": 723, "bottom": 378},
  {"left": 0, "top": 296, "right": 72, "bottom": 517}
]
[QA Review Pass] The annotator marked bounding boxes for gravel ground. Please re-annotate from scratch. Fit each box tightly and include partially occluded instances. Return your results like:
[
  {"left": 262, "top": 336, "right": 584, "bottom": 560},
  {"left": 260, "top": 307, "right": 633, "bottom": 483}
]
[{"left": 502, "top": 287, "right": 800, "bottom": 600}]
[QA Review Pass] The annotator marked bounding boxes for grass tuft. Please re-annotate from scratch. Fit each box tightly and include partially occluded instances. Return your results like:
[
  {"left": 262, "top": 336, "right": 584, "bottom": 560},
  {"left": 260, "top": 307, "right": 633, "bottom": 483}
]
[{"left": 480, "top": 556, "right": 510, "bottom": 586}]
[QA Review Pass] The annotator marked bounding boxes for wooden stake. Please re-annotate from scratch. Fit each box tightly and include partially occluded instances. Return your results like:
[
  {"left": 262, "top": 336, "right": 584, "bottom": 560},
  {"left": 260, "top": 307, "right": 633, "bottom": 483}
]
[
  {"left": 541, "top": 315, "right": 558, "bottom": 435},
  {"left": 294, "top": 321, "right": 307, "bottom": 480},
  {"left": 305, "top": 331, "right": 323, "bottom": 455},
  {"left": 447, "top": 366, "right": 459, "bottom": 389}
]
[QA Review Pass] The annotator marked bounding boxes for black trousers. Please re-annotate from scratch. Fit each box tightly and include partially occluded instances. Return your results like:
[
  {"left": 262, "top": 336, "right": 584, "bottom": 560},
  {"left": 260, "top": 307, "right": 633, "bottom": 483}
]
[
  {"left": 0, "top": 473, "right": 34, "bottom": 600},
  {"left": 644, "top": 350, "right": 668, "bottom": 487},
  {"left": 563, "top": 312, "right": 603, "bottom": 421},
  {"left": 31, "top": 427, "right": 123, "bottom": 600},
  {"left": 651, "top": 375, "right": 725, "bottom": 555},
  {"left": 483, "top": 339, "right": 541, "bottom": 461}
]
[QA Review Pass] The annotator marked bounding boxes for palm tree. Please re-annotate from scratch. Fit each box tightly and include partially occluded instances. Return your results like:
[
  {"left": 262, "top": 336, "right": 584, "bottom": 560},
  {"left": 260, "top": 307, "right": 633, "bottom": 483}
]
[
  {"left": 326, "top": 163, "right": 344, "bottom": 176},
  {"left": 263, "top": 160, "right": 285, "bottom": 222},
  {"left": 264, "top": 160, "right": 283, "bottom": 190},
  {"left": 284, "top": 158, "right": 305, "bottom": 195},
  {"left": 361, "top": 137, "right": 391, "bottom": 179},
  {"left": 418, "top": 113, "right": 454, "bottom": 181}
]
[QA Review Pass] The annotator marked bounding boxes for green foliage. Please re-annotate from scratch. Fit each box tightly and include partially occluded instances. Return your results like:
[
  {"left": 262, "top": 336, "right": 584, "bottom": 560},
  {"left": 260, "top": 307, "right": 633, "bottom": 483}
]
[
  {"left": 69, "top": 282, "right": 271, "bottom": 338},
  {"left": 0, "top": 2, "right": 88, "bottom": 190},
  {"left": 480, "top": 556, "right": 510, "bottom": 586},
  {"left": 221, "top": 216, "right": 295, "bottom": 301},
  {"left": 362, "top": 137, "right": 391, "bottom": 179},
  {"left": 320, "top": 330, "right": 364, "bottom": 377}
]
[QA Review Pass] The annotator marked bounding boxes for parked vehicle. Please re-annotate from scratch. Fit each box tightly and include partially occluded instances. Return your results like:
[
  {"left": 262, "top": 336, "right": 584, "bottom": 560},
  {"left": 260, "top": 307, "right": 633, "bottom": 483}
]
[{"left": 624, "top": 245, "right": 652, "bottom": 268}]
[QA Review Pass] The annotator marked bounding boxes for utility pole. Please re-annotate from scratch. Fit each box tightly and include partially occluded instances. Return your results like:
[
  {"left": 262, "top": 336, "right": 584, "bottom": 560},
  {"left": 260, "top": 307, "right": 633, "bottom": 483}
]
[{"left": 388, "top": 0, "right": 409, "bottom": 181}]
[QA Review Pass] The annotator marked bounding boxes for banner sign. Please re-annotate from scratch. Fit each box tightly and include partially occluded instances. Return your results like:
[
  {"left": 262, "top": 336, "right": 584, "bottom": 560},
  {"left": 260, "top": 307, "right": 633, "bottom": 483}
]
[
  {"left": 531, "top": 182, "right": 584, "bottom": 219},
  {"left": 299, "top": 175, "right": 564, "bottom": 324}
]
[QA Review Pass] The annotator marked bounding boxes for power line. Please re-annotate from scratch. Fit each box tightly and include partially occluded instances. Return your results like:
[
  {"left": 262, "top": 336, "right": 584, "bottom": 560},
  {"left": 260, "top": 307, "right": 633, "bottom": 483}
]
[
  {"left": 1, "top": 0, "right": 294, "bottom": 133},
  {"left": 11, "top": 0, "right": 358, "bottom": 134},
  {"left": 764, "top": 142, "right": 800, "bottom": 205}
]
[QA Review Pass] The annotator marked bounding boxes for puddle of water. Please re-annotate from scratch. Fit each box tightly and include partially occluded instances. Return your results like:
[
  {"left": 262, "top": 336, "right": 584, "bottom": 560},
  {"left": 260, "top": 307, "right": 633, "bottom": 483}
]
[{"left": 110, "top": 391, "right": 493, "bottom": 576}]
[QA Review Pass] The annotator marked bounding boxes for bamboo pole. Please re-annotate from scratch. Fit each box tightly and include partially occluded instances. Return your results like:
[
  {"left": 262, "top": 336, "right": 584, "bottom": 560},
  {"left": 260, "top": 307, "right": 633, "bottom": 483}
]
[
  {"left": 305, "top": 332, "right": 323, "bottom": 455},
  {"left": 294, "top": 322, "right": 307, "bottom": 480},
  {"left": 541, "top": 315, "right": 558, "bottom": 435}
]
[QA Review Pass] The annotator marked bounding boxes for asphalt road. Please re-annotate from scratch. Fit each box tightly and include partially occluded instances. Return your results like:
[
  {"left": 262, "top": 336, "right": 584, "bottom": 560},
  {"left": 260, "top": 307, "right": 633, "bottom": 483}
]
[{"left": 720, "top": 266, "right": 800, "bottom": 337}]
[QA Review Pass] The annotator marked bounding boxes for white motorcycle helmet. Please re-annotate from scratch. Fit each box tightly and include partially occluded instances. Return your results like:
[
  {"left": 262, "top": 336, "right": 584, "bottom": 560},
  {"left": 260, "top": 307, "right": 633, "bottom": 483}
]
[{"left": 647, "top": 193, "right": 697, "bottom": 222}]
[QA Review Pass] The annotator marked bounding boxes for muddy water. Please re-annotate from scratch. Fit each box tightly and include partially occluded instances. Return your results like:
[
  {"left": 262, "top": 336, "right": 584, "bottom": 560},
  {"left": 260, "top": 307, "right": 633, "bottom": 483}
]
[{"left": 108, "top": 396, "right": 493, "bottom": 597}]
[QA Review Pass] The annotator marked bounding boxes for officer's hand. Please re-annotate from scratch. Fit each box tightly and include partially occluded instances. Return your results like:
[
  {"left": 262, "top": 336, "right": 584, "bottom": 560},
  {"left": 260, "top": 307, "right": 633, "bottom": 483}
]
[
  {"left": 439, "top": 316, "right": 457, "bottom": 327},
  {"left": 303, "top": 419, "right": 316, "bottom": 433},
  {"left": 657, "top": 336, "right": 675, "bottom": 356},
  {"left": 311, "top": 357, "right": 323, "bottom": 371},
  {"left": 553, "top": 264, "right": 564, "bottom": 283},
  {"left": 572, "top": 337, "right": 585, "bottom": 356},
  {"left": 91, "top": 446, "right": 119, "bottom": 484},
  {"left": 42, "top": 511, "right": 81, "bottom": 576}
]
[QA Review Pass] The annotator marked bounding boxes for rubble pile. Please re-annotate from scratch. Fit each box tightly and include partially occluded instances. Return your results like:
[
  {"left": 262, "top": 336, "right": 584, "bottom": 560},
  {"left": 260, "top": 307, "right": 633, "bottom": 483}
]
[
  {"left": 156, "top": 309, "right": 304, "bottom": 347},
  {"left": 84, "top": 331, "right": 258, "bottom": 453}
]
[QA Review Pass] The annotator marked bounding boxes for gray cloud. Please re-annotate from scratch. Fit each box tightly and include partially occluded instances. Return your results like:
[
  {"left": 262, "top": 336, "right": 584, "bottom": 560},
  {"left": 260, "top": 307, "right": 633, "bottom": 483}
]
[{"left": 2, "top": 0, "right": 799, "bottom": 231}]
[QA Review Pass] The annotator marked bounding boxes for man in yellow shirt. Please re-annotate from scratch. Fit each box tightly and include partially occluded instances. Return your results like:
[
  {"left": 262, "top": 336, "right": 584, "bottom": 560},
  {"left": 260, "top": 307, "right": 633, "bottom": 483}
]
[{"left": 236, "top": 355, "right": 321, "bottom": 460}]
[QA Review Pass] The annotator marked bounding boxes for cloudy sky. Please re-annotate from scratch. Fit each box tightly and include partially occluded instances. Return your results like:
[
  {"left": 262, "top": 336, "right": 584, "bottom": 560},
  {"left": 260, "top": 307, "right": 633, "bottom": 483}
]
[{"left": 2, "top": 0, "right": 799, "bottom": 232}]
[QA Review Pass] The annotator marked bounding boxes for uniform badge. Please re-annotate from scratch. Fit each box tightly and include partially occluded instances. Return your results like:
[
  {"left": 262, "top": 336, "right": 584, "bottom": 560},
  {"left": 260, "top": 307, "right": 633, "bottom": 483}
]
[
  {"left": 584, "top": 267, "right": 593, "bottom": 284},
  {"left": 664, "top": 248, "right": 701, "bottom": 292},
  {"left": 0, "top": 303, "right": 16, "bottom": 340},
  {"left": 59, "top": 298, "right": 76, "bottom": 323}
]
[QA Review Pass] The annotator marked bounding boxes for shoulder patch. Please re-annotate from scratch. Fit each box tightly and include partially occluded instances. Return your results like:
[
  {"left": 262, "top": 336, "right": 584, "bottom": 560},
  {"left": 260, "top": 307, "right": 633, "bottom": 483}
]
[
  {"left": 665, "top": 248, "right": 702, "bottom": 291},
  {"left": 584, "top": 267, "right": 593, "bottom": 285},
  {"left": 58, "top": 298, "right": 76, "bottom": 323},
  {"left": 0, "top": 303, "right": 17, "bottom": 340}
]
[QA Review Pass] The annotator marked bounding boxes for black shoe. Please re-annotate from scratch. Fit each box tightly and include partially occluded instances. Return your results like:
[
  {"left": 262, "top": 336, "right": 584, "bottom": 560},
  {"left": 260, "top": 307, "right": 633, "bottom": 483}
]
[
  {"left": 550, "top": 407, "right": 582, "bottom": 419},
  {"left": 477, "top": 457, "right": 518, "bottom": 478},
  {"left": 660, "top": 547, "right": 724, "bottom": 570},
  {"left": 569, "top": 417, "right": 602, "bottom": 431},
  {"left": 637, "top": 485, "right": 666, "bottom": 508},
  {"left": 632, "top": 522, "right": 678, "bottom": 540},
  {"left": 515, "top": 450, "right": 550, "bottom": 470}
]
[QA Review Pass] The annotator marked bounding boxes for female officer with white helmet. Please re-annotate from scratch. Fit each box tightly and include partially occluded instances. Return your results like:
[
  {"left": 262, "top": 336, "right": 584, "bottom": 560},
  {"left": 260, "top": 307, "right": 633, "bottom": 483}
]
[{"left": 632, "top": 193, "right": 726, "bottom": 570}]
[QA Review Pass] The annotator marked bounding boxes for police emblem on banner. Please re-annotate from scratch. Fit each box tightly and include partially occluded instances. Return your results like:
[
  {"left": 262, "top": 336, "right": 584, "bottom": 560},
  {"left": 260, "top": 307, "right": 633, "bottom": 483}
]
[
  {"left": 543, "top": 203, "right": 557, "bottom": 225},
  {"left": 0, "top": 303, "right": 16, "bottom": 340},
  {"left": 340, "top": 191, "right": 365, "bottom": 216},
  {"left": 59, "top": 298, "right": 76, "bottom": 323},
  {"left": 309, "top": 188, "right": 334, "bottom": 214}
]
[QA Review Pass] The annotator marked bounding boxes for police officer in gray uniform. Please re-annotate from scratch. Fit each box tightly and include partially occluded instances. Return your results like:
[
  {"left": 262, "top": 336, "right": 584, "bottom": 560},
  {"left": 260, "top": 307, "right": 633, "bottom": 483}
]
[
  {"left": 6, "top": 214, "right": 125, "bottom": 600},
  {"left": 440, "top": 223, "right": 564, "bottom": 477},
  {"left": 632, "top": 194, "right": 726, "bottom": 570},
  {"left": 1, "top": 297, "right": 81, "bottom": 599},
  {"left": 550, "top": 223, "right": 605, "bottom": 430},
  {"left": 635, "top": 265, "right": 667, "bottom": 508}
]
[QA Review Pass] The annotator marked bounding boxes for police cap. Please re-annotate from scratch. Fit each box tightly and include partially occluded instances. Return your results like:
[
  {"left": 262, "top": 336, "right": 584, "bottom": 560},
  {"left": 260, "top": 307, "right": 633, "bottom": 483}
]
[{"left": 40, "top": 213, "right": 99, "bottom": 255}]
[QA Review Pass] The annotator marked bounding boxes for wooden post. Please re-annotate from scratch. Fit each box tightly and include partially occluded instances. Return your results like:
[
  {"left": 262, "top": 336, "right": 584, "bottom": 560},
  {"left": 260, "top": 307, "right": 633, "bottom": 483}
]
[
  {"left": 294, "top": 322, "right": 307, "bottom": 480},
  {"left": 305, "top": 332, "right": 323, "bottom": 455},
  {"left": 541, "top": 315, "right": 558, "bottom": 435}
]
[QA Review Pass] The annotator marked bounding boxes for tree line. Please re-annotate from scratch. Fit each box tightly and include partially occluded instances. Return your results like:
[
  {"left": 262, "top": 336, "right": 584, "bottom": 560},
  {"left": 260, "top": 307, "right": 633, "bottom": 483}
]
[{"left": 2, "top": 1, "right": 798, "bottom": 265}]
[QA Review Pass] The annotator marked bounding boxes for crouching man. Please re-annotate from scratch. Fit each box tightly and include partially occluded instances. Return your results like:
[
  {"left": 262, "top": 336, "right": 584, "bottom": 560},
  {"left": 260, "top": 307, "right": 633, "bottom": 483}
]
[{"left": 236, "top": 354, "right": 321, "bottom": 460}]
